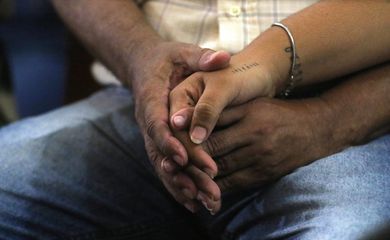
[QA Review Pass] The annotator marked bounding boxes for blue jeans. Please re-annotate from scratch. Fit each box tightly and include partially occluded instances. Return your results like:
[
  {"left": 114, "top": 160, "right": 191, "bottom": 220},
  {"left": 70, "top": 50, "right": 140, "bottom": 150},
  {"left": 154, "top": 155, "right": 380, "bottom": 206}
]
[{"left": 0, "top": 87, "right": 389, "bottom": 240}]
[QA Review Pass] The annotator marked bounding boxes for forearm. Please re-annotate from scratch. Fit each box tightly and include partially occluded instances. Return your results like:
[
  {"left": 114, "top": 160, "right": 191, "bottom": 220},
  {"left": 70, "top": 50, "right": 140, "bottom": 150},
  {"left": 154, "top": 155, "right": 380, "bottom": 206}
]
[
  {"left": 51, "top": 0, "right": 162, "bottom": 85},
  {"left": 197, "top": 64, "right": 389, "bottom": 195},
  {"left": 237, "top": 1, "right": 390, "bottom": 94},
  {"left": 317, "top": 63, "right": 390, "bottom": 152}
]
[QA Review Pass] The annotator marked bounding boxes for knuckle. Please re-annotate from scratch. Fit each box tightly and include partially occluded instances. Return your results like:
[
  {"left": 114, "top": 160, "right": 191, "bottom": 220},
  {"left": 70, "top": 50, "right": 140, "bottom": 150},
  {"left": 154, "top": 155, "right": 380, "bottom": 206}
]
[
  {"left": 145, "top": 119, "right": 159, "bottom": 138},
  {"left": 169, "top": 87, "right": 179, "bottom": 99},
  {"left": 181, "top": 43, "right": 201, "bottom": 57},
  {"left": 219, "top": 177, "right": 234, "bottom": 191},
  {"left": 154, "top": 160, "right": 164, "bottom": 179},
  {"left": 204, "top": 135, "right": 222, "bottom": 156},
  {"left": 145, "top": 120, "right": 169, "bottom": 151},
  {"left": 261, "top": 142, "right": 275, "bottom": 156},
  {"left": 217, "top": 156, "right": 230, "bottom": 174},
  {"left": 145, "top": 143, "right": 159, "bottom": 166},
  {"left": 136, "top": 97, "right": 164, "bottom": 126},
  {"left": 195, "top": 102, "right": 218, "bottom": 123},
  {"left": 169, "top": 84, "right": 196, "bottom": 107},
  {"left": 191, "top": 167, "right": 204, "bottom": 180},
  {"left": 191, "top": 71, "right": 204, "bottom": 80},
  {"left": 199, "top": 47, "right": 212, "bottom": 57},
  {"left": 171, "top": 174, "right": 181, "bottom": 186},
  {"left": 256, "top": 123, "right": 275, "bottom": 137}
]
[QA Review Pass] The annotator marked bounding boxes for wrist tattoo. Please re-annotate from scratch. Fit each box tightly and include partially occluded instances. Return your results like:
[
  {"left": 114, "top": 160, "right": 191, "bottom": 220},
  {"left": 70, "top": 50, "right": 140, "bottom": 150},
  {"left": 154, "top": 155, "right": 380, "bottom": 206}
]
[{"left": 231, "top": 62, "right": 260, "bottom": 74}]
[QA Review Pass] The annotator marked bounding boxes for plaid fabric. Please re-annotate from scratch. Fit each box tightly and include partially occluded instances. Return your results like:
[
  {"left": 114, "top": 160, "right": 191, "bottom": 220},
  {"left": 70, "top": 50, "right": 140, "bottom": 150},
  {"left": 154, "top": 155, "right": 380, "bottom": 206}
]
[
  {"left": 137, "top": 0, "right": 318, "bottom": 53},
  {"left": 93, "top": 0, "right": 319, "bottom": 83}
]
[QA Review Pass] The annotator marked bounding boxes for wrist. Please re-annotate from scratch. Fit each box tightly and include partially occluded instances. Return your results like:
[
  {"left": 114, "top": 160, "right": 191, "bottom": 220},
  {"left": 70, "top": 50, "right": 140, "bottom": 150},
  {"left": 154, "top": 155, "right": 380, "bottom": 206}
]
[
  {"left": 231, "top": 50, "right": 279, "bottom": 98},
  {"left": 226, "top": 53, "right": 275, "bottom": 98},
  {"left": 119, "top": 20, "right": 164, "bottom": 86},
  {"left": 238, "top": 26, "right": 299, "bottom": 97},
  {"left": 307, "top": 97, "right": 350, "bottom": 156},
  {"left": 317, "top": 93, "right": 368, "bottom": 150},
  {"left": 127, "top": 38, "right": 164, "bottom": 81},
  {"left": 128, "top": 36, "right": 163, "bottom": 66}
]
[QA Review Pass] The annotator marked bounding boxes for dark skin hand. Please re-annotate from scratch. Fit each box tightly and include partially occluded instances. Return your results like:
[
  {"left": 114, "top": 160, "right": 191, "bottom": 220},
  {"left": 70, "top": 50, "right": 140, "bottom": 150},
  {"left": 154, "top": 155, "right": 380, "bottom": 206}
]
[
  {"left": 170, "top": 63, "right": 390, "bottom": 214},
  {"left": 52, "top": 0, "right": 390, "bottom": 214},
  {"left": 204, "top": 97, "right": 331, "bottom": 192},
  {"left": 131, "top": 43, "right": 230, "bottom": 212},
  {"left": 171, "top": 97, "right": 328, "bottom": 213},
  {"left": 169, "top": 128, "right": 222, "bottom": 214},
  {"left": 51, "top": 0, "right": 231, "bottom": 212}
]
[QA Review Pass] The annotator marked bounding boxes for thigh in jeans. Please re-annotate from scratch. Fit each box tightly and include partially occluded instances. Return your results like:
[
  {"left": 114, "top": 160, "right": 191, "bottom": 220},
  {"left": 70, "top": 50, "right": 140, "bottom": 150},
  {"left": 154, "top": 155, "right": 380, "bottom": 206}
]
[
  {"left": 0, "top": 87, "right": 206, "bottom": 240},
  {"left": 204, "top": 134, "right": 390, "bottom": 240}
]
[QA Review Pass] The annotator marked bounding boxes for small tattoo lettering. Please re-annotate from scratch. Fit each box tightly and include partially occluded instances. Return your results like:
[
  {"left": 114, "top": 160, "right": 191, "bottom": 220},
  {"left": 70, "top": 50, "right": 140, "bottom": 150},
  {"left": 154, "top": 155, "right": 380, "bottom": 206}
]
[{"left": 231, "top": 62, "right": 260, "bottom": 74}]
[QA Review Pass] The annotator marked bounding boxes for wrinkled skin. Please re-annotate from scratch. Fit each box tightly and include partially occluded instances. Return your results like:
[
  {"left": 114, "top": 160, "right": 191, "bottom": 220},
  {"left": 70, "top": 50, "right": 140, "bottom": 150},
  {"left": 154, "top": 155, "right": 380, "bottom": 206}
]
[
  {"left": 130, "top": 41, "right": 230, "bottom": 211},
  {"left": 202, "top": 97, "right": 337, "bottom": 193},
  {"left": 170, "top": 96, "right": 340, "bottom": 213}
]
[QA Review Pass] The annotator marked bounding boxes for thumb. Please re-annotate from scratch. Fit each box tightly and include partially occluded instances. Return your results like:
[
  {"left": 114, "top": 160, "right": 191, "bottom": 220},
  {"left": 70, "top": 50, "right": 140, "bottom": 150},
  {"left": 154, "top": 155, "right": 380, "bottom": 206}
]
[
  {"left": 176, "top": 44, "right": 231, "bottom": 72},
  {"left": 169, "top": 71, "right": 231, "bottom": 145},
  {"left": 189, "top": 85, "right": 231, "bottom": 144},
  {"left": 198, "top": 49, "right": 231, "bottom": 71}
]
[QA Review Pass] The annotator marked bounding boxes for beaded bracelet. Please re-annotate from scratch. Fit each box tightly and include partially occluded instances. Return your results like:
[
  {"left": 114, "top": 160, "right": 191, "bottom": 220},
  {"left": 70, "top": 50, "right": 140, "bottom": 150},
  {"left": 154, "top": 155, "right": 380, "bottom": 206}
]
[{"left": 271, "top": 22, "right": 301, "bottom": 98}]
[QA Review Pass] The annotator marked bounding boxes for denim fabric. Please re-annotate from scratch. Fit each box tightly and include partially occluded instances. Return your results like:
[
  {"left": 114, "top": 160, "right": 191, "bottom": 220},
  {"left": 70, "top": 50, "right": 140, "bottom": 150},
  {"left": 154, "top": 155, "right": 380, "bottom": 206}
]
[{"left": 0, "top": 87, "right": 389, "bottom": 240}]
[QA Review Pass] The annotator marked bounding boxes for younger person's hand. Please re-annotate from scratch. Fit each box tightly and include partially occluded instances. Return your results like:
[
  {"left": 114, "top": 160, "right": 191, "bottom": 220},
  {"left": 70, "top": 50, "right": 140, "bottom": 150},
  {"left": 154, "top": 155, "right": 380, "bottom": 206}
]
[
  {"left": 168, "top": 52, "right": 278, "bottom": 213},
  {"left": 169, "top": 53, "right": 277, "bottom": 146}
]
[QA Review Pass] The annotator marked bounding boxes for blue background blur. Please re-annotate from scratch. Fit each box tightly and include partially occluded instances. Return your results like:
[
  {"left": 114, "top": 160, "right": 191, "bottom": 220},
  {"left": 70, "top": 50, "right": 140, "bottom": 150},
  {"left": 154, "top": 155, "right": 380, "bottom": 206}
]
[{"left": 0, "top": 0, "right": 67, "bottom": 117}]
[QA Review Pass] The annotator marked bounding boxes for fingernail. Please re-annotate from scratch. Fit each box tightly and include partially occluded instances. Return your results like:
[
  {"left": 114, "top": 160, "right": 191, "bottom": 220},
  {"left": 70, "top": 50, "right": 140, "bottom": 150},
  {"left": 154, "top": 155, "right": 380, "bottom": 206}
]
[
  {"left": 202, "top": 201, "right": 212, "bottom": 211},
  {"left": 184, "top": 203, "right": 195, "bottom": 213},
  {"left": 162, "top": 159, "right": 176, "bottom": 173},
  {"left": 198, "top": 190, "right": 216, "bottom": 202},
  {"left": 191, "top": 126, "right": 207, "bottom": 144},
  {"left": 173, "top": 155, "right": 183, "bottom": 166},
  {"left": 203, "top": 51, "right": 220, "bottom": 64},
  {"left": 196, "top": 191, "right": 207, "bottom": 202},
  {"left": 173, "top": 115, "right": 186, "bottom": 128},
  {"left": 182, "top": 188, "right": 194, "bottom": 199},
  {"left": 203, "top": 168, "right": 216, "bottom": 179},
  {"left": 201, "top": 51, "right": 213, "bottom": 64}
]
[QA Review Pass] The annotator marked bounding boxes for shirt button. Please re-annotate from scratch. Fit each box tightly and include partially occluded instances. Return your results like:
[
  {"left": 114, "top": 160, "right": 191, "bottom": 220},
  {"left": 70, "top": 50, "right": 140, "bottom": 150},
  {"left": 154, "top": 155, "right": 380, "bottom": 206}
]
[{"left": 229, "top": 6, "right": 241, "bottom": 17}]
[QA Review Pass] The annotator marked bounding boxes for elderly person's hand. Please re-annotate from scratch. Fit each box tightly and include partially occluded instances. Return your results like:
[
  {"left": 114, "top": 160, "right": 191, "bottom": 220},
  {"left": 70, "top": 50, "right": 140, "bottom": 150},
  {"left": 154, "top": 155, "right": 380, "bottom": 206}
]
[
  {"left": 51, "top": 0, "right": 231, "bottom": 212},
  {"left": 170, "top": 96, "right": 332, "bottom": 212},
  {"left": 168, "top": 128, "right": 222, "bottom": 214},
  {"left": 132, "top": 41, "right": 230, "bottom": 212},
  {"left": 171, "top": 62, "right": 390, "bottom": 209},
  {"left": 201, "top": 97, "right": 335, "bottom": 193}
]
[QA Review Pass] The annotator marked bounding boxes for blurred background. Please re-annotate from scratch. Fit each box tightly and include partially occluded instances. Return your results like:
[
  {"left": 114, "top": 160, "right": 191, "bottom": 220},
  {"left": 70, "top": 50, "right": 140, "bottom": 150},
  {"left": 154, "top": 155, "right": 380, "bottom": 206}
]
[{"left": 0, "top": 0, "right": 101, "bottom": 126}]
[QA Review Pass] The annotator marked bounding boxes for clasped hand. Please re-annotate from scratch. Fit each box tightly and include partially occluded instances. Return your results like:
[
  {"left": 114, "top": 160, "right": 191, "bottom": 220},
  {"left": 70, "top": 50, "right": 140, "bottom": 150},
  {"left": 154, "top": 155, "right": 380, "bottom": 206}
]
[
  {"left": 165, "top": 53, "right": 281, "bottom": 214},
  {"left": 134, "top": 42, "right": 331, "bottom": 215},
  {"left": 166, "top": 54, "right": 334, "bottom": 215}
]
